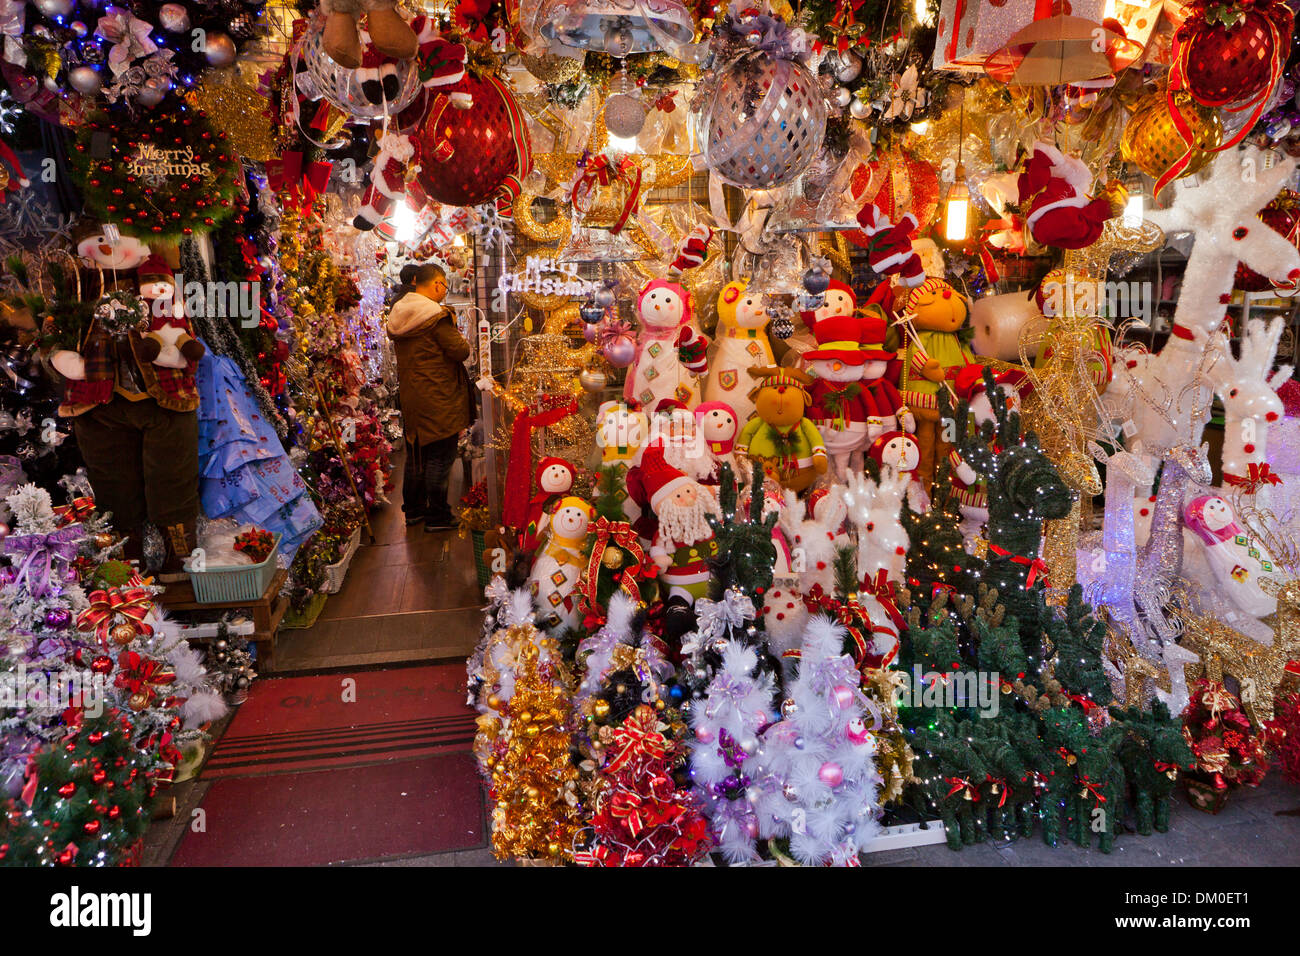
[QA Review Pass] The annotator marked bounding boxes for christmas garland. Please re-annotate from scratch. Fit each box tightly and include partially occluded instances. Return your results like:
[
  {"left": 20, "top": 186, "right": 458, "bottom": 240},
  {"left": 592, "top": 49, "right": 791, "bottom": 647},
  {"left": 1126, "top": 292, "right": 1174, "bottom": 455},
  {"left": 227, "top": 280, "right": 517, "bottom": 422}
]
[{"left": 69, "top": 97, "right": 242, "bottom": 242}]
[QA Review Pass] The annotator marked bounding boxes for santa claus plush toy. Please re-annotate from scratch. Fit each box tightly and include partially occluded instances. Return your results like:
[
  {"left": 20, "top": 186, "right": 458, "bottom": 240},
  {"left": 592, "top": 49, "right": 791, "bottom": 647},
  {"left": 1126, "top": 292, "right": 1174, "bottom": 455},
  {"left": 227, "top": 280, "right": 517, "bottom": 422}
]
[
  {"left": 648, "top": 397, "right": 712, "bottom": 481},
  {"left": 1017, "top": 142, "right": 1112, "bottom": 250},
  {"left": 641, "top": 444, "right": 720, "bottom": 605},
  {"left": 855, "top": 203, "right": 926, "bottom": 287}
]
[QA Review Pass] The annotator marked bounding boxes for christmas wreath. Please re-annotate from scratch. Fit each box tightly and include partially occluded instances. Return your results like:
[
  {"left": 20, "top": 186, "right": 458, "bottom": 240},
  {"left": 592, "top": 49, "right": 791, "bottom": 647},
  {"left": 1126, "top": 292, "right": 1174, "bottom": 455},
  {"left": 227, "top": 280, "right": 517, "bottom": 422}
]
[{"left": 69, "top": 97, "right": 242, "bottom": 242}]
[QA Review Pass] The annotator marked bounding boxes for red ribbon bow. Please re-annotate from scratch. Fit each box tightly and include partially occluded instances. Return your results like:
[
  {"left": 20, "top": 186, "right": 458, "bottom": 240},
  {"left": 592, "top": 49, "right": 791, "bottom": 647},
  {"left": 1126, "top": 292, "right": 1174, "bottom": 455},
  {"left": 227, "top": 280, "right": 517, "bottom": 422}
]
[
  {"left": 113, "top": 651, "right": 176, "bottom": 709},
  {"left": 1222, "top": 461, "right": 1283, "bottom": 494},
  {"left": 606, "top": 711, "right": 669, "bottom": 775},
  {"left": 987, "top": 544, "right": 1050, "bottom": 589},
  {"left": 53, "top": 496, "right": 95, "bottom": 527},
  {"left": 266, "top": 150, "right": 333, "bottom": 212},
  {"left": 76, "top": 587, "right": 155, "bottom": 647},
  {"left": 946, "top": 776, "right": 980, "bottom": 801}
]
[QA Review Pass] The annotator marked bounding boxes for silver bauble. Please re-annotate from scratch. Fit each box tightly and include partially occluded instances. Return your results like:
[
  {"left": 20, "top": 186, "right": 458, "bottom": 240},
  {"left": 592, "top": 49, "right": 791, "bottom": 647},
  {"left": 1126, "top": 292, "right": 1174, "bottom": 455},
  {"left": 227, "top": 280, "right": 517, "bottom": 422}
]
[
  {"left": 604, "top": 92, "right": 647, "bottom": 139},
  {"left": 68, "top": 66, "right": 103, "bottom": 96},
  {"left": 834, "top": 86, "right": 852, "bottom": 108},
  {"left": 849, "top": 97, "right": 872, "bottom": 121},
  {"left": 35, "top": 0, "right": 73, "bottom": 17},
  {"left": 835, "top": 52, "right": 863, "bottom": 83}
]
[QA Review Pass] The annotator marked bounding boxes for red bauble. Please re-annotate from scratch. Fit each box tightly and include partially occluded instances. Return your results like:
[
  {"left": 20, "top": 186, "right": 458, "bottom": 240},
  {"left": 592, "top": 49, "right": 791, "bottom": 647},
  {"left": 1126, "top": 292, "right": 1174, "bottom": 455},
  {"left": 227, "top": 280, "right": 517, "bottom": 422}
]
[
  {"left": 844, "top": 150, "right": 940, "bottom": 250},
  {"left": 414, "top": 73, "right": 532, "bottom": 208},
  {"left": 1181, "top": 12, "right": 1283, "bottom": 107},
  {"left": 1235, "top": 194, "right": 1300, "bottom": 290}
]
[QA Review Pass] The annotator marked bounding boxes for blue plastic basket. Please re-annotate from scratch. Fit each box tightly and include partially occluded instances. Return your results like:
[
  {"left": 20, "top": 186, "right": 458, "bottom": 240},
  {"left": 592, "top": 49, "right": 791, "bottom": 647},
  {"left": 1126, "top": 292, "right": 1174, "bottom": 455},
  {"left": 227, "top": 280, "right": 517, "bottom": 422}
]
[{"left": 186, "top": 535, "right": 281, "bottom": 604}]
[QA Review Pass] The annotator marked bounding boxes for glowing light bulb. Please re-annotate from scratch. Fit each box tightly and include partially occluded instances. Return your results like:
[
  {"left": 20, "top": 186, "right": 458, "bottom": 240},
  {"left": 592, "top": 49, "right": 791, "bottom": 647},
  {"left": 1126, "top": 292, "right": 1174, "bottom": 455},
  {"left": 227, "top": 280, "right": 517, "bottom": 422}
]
[
  {"left": 1123, "top": 189, "right": 1144, "bottom": 229},
  {"left": 945, "top": 181, "right": 970, "bottom": 243}
]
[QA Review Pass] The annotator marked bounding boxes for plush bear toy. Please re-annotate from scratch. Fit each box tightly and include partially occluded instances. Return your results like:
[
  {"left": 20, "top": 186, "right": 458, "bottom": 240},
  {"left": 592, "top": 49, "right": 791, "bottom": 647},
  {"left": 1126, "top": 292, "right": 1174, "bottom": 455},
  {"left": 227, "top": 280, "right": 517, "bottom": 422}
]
[
  {"left": 897, "top": 277, "right": 974, "bottom": 489},
  {"left": 735, "top": 366, "right": 828, "bottom": 493},
  {"left": 321, "top": 0, "right": 418, "bottom": 69},
  {"left": 703, "top": 279, "right": 773, "bottom": 424},
  {"left": 625, "top": 278, "right": 709, "bottom": 411}
]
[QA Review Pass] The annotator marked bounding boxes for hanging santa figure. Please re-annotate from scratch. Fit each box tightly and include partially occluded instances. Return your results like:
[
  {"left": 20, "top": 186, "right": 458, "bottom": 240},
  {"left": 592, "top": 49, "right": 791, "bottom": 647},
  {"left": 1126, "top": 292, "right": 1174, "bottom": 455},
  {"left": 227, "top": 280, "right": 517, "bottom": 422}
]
[
  {"left": 642, "top": 444, "right": 720, "bottom": 606},
  {"left": 135, "top": 254, "right": 205, "bottom": 370},
  {"left": 352, "top": 25, "right": 471, "bottom": 231}
]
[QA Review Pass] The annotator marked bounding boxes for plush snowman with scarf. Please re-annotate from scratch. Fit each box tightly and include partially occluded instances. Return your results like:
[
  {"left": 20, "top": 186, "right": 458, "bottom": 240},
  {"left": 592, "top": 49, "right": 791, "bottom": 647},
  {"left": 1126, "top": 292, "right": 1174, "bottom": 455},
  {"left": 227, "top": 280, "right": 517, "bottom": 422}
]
[{"left": 625, "top": 278, "right": 709, "bottom": 411}]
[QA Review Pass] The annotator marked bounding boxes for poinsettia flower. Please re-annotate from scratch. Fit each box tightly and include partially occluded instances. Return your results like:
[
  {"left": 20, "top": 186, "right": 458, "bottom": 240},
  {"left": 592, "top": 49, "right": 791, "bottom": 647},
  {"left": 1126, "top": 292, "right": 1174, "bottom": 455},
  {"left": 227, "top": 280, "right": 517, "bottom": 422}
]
[{"left": 95, "top": 7, "right": 158, "bottom": 77}]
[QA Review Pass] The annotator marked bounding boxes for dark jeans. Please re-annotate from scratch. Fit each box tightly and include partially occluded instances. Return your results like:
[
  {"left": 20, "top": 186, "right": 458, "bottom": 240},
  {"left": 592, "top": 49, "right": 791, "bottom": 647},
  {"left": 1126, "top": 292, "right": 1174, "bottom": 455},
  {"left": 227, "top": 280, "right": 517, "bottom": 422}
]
[
  {"left": 72, "top": 395, "right": 199, "bottom": 534},
  {"left": 403, "top": 434, "right": 458, "bottom": 523}
]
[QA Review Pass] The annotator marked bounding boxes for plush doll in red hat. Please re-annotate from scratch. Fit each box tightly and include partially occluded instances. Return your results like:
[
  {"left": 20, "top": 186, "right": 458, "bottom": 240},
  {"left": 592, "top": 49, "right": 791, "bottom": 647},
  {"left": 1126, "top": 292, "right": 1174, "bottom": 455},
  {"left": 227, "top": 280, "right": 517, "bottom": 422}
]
[
  {"left": 867, "top": 430, "right": 928, "bottom": 514},
  {"left": 641, "top": 444, "right": 720, "bottom": 605},
  {"left": 784, "top": 278, "right": 856, "bottom": 371},
  {"left": 736, "top": 366, "right": 828, "bottom": 492},
  {"left": 521, "top": 457, "right": 575, "bottom": 551},
  {"left": 694, "top": 401, "right": 743, "bottom": 487},
  {"left": 945, "top": 363, "right": 1029, "bottom": 552},
  {"left": 803, "top": 312, "right": 872, "bottom": 479},
  {"left": 135, "top": 254, "right": 205, "bottom": 371},
  {"left": 647, "top": 397, "right": 712, "bottom": 481}
]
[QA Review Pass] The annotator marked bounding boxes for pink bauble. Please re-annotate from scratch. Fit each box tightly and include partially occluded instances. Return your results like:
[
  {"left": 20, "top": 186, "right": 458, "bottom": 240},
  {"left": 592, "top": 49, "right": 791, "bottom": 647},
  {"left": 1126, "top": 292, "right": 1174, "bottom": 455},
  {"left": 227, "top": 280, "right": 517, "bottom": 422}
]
[
  {"left": 695, "top": 726, "right": 714, "bottom": 743},
  {"left": 603, "top": 335, "right": 637, "bottom": 368},
  {"left": 414, "top": 74, "right": 533, "bottom": 208},
  {"left": 818, "top": 761, "right": 844, "bottom": 787},
  {"left": 831, "top": 685, "right": 855, "bottom": 709}
]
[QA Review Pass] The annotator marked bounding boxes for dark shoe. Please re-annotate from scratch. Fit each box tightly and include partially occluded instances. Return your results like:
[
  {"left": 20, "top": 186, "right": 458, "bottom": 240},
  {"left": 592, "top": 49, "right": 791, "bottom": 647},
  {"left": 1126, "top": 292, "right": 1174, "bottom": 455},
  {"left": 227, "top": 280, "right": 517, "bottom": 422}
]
[
  {"left": 424, "top": 519, "right": 453, "bottom": 533},
  {"left": 405, "top": 513, "right": 426, "bottom": 527}
]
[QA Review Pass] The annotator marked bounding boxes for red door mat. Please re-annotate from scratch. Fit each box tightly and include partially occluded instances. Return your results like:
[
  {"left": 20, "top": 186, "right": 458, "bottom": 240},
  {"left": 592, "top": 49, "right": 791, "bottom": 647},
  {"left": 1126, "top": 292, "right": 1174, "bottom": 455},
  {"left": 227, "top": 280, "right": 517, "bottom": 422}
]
[
  {"left": 170, "top": 752, "right": 485, "bottom": 866},
  {"left": 201, "top": 663, "right": 478, "bottom": 778}
]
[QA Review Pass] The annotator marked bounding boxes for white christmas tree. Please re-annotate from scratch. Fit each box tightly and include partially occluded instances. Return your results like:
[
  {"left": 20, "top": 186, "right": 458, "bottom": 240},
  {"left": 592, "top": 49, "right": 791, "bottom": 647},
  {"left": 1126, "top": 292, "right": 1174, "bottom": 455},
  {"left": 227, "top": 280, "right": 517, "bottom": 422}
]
[
  {"left": 753, "top": 615, "right": 883, "bottom": 866},
  {"left": 689, "top": 638, "right": 777, "bottom": 864}
]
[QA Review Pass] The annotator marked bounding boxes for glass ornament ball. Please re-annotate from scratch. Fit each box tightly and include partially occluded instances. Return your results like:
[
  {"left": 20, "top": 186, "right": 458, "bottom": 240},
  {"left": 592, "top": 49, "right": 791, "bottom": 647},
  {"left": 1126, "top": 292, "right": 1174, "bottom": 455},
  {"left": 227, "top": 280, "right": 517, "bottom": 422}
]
[
  {"left": 699, "top": 53, "right": 826, "bottom": 189},
  {"left": 1120, "top": 92, "right": 1222, "bottom": 183},
  {"left": 1180, "top": 12, "right": 1285, "bottom": 108},
  {"left": 604, "top": 92, "right": 647, "bottom": 139},
  {"left": 34, "top": 0, "right": 73, "bottom": 16},
  {"left": 68, "top": 66, "right": 102, "bottom": 96},
  {"left": 580, "top": 367, "right": 609, "bottom": 392},
  {"left": 158, "top": 3, "right": 191, "bottom": 32},
  {"left": 203, "top": 31, "right": 238, "bottom": 69},
  {"left": 414, "top": 74, "right": 532, "bottom": 208}
]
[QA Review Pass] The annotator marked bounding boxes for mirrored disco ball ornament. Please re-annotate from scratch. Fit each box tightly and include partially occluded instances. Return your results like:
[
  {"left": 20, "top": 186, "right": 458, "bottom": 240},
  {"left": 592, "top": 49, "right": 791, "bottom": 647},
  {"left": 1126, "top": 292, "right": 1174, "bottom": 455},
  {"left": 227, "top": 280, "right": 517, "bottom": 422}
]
[
  {"left": 539, "top": 0, "right": 695, "bottom": 56},
  {"left": 699, "top": 54, "right": 827, "bottom": 189},
  {"left": 299, "top": 16, "right": 421, "bottom": 120}
]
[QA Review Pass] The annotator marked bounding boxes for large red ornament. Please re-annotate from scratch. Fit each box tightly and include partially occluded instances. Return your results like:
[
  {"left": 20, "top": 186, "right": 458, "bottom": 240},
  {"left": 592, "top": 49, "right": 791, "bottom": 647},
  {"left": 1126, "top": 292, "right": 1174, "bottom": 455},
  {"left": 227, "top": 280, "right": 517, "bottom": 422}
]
[
  {"left": 1235, "top": 193, "right": 1300, "bottom": 291},
  {"left": 414, "top": 72, "right": 532, "bottom": 209},
  {"left": 1179, "top": 10, "right": 1285, "bottom": 107},
  {"left": 844, "top": 150, "right": 939, "bottom": 250}
]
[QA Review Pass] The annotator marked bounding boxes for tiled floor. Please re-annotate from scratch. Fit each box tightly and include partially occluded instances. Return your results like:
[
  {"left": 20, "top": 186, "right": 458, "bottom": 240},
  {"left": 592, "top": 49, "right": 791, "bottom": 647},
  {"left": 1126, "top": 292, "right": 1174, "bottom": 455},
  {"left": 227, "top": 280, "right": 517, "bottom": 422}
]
[{"left": 271, "top": 454, "right": 484, "bottom": 672}]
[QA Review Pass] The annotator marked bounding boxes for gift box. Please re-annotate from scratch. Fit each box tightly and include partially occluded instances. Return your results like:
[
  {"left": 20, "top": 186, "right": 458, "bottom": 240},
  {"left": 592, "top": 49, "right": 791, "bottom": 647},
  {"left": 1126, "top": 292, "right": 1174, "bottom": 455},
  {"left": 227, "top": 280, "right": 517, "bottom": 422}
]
[{"left": 934, "top": 0, "right": 1164, "bottom": 73}]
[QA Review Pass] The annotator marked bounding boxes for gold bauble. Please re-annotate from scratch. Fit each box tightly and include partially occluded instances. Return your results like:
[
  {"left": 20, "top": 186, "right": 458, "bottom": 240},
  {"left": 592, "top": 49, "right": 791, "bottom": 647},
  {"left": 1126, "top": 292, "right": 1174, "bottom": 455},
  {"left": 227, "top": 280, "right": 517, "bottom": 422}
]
[
  {"left": 111, "top": 622, "right": 138, "bottom": 646},
  {"left": 129, "top": 692, "right": 150, "bottom": 711},
  {"left": 1121, "top": 93, "right": 1222, "bottom": 186},
  {"left": 487, "top": 694, "right": 501, "bottom": 709},
  {"left": 93, "top": 532, "right": 116, "bottom": 549},
  {"left": 521, "top": 52, "right": 583, "bottom": 84},
  {"left": 592, "top": 699, "right": 611, "bottom": 720},
  {"left": 601, "top": 547, "right": 625, "bottom": 570}
]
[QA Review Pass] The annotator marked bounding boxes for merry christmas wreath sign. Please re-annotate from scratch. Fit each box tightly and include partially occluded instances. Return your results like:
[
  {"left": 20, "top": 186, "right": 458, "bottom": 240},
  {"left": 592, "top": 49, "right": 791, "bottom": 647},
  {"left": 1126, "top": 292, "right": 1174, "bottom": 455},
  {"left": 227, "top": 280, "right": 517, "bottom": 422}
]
[{"left": 69, "top": 99, "right": 242, "bottom": 242}]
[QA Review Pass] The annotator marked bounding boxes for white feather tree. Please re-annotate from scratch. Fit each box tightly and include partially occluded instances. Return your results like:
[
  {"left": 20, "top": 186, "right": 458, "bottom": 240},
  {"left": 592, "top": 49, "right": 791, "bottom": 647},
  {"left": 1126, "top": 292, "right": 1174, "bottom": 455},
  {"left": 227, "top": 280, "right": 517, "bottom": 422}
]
[
  {"left": 689, "top": 638, "right": 777, "bottom": 864},
  {"left": 753, "top": 615, "right": 882, "bottom": 866}
]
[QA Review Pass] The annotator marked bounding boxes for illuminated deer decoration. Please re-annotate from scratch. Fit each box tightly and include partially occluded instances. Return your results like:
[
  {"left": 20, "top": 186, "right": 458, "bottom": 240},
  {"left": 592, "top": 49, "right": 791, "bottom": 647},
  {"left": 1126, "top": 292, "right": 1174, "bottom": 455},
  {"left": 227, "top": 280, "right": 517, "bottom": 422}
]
[{"left": 1108, "top": 145, "right": 1300, "bottom": 461}]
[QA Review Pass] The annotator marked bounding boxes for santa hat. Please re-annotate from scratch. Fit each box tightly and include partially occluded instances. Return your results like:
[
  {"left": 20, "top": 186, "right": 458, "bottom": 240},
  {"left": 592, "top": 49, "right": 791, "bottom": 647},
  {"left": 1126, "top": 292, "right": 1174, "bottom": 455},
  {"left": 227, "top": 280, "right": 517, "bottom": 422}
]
[
  {"left": 653, "top": 397, "right": 690, "bottom": 418},
  {"left": 639, "top": 444, "right": 694, "bottom": 512},
  {"left": 951, "top": 363, "right": 1031, "bottom": 403},
  {"left": 1017, "top": 143, "right": 1110, "bottom": 250},
  {"left": 805, "top": 314, "right": 869, "bottom": 364},
  {"left": 136, "top": 254, "right": 172, "bottom": 285},
  {"left": 533, "top": 457, "right": 575, "bottom": 493},
  {"left": 867, "top": 430, "right": 920, "bottom": 471}
]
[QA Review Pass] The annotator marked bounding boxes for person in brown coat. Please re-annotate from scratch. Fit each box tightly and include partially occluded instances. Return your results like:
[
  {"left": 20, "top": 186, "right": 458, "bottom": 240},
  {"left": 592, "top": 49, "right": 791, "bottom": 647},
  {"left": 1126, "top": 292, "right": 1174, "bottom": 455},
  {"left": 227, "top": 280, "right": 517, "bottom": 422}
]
[{"left": 387, "top": 264, "right": 474, "bottom": 532}]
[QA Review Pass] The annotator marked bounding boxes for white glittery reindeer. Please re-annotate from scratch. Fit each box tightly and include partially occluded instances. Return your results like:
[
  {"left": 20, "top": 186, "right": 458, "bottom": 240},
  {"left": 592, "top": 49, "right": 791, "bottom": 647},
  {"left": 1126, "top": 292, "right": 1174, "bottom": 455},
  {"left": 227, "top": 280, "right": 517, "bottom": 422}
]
[
  {"left": 1207, "top": 317, "right": 1293, "bottom": 504},
  {"left": 1108, "top": 145, "right": 1300, "bottom": 465}
]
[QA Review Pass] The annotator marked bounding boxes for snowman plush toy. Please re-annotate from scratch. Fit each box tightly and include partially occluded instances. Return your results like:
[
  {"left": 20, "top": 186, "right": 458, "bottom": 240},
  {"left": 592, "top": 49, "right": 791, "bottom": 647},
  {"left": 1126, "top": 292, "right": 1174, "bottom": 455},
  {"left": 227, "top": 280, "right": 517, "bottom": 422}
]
[
  {"left": 135, "top": 255, "right": 206, "bottom": 370},
  {"left": 1183, "top": 494, "right": 1283, "bottom": 619},
  {"left": 625, "top": 278, "right": 709, "bottom": 411}
]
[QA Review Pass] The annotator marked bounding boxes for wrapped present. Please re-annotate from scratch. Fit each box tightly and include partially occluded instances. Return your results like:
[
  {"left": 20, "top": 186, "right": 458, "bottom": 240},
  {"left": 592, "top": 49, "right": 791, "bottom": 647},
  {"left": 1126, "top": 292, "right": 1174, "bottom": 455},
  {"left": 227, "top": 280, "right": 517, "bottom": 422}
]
[{"left": 934, "top": 0, "right": 1163, "bottom": 74}]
